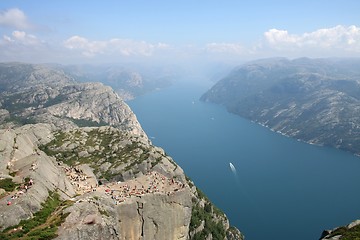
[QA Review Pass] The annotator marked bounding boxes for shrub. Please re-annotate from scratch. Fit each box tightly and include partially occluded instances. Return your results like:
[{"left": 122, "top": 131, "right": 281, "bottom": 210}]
[
  {"left": 0, "top": 178, "right": 17, "bottom": 192},
  {"left": 0, "top": 191, "right": 73, "bottom": 240}
]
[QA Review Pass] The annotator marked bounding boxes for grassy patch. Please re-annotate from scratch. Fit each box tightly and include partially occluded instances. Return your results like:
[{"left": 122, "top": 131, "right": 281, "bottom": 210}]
[
  {"left": 0, "top": 192, "right": 72, "bottom": 240},
  {"left": 39, "top": 128, "right": 157, "bottom": 180},
  {"left": 189, "top": 187, "right": 227, "bottom": 240},
  {"left": 341, "top": 227, "right": 360, "bottom": 239},
  {"left": 325, "top": 225, "right": 360, "bottom": 239},
  {"left": 0, "top": 178, "right": 18, "bottom": 192}
]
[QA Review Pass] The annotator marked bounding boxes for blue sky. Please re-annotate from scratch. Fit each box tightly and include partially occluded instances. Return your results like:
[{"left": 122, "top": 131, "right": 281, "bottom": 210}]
[{"left": 0, "top": 1, "right": 360, "bottom": 64}]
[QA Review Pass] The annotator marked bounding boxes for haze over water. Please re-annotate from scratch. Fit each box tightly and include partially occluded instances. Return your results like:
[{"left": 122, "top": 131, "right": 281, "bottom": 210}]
[{"left": 128, "top": 78, "right": 360, "bottom": 240}]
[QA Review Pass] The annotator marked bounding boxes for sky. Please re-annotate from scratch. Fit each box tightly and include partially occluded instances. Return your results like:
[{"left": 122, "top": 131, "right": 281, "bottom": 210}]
[{"left": 0, "top": 0, "right": 360, "bottom": 64}]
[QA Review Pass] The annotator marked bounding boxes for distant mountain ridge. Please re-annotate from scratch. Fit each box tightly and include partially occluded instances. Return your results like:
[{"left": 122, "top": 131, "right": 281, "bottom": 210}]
[
  {"left": 60, "top": 64, "right": 175, "bottom": 100},
  {"left": 201, "top": 57, "right": 360, "bottom": 155}
]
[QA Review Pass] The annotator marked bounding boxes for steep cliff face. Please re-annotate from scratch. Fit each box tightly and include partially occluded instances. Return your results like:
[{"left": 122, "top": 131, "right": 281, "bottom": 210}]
[
  {"left": 0, "top": 63, "right": 242, "bottom": 240},
  {"left": 56, "top": 190, "right": 192, "bottom": 240},
  {"left": 201, "top": 58, "right": 360, "bottom": 155},
  {"left": 0, "top": 63, "right": 145, "bottom": 136}
]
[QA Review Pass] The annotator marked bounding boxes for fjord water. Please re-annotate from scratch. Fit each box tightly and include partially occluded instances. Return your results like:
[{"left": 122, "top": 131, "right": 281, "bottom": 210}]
[{"left": 128, "top": 79, "right": 360, "bottom": 240}]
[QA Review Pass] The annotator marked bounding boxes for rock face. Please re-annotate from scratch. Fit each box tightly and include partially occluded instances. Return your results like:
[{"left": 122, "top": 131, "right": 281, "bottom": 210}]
[
  {"left": 0, "top": 62, "right": 242, "bottom": 240},
  {"left": 201, "top": 57, "right": 360, "bottom": 155},
  {"left": 56, "top": 190, "right": 192, "bottom": 240},
  {"left": 0, "top": 124, "right": 75, "bottom": 229},
  {"left": 0, "top": 63, "right": 145, "bottom": 136}
]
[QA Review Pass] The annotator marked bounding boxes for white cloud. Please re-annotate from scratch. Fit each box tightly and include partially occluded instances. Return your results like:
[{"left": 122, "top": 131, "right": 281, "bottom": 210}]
[
  {"left": 0, "top": 8, "right": 32, "bottom": 29},
  {"left": 2, "top": 30, "right": 41, "bottom": 45},
  {"left": 64, "top": 36, "right": 103, "bottom": 57},
  {"left": 263, "top": 25, "right": 360, "bottom": 53},
  {"left": 64, "top": 36, "right": 168, "bottom": 57},
  {"left": 264, "top": 29, "right": 298, "bottom": 45},
  {"left": 1, "top": 24, "right": 359, "bottom": 64},
  {"left": 0, "top": 31, "right": 53, "bottom": 63},
  {"left": 204, "top": 25, "right": 360, "bottom": 59}
]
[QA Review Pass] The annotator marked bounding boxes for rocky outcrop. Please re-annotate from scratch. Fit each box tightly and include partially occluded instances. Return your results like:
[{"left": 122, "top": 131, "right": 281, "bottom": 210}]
[
  {"left": 201, "top": 57, "right": 360, "bottom": 155},
  {"left": 320, "top": 219, "right": 360, "bottom": 239},
  {"left": 56, "top": 189, "right": 192, "bottom": 240},
  {"left": 0, "top": 62, "right": 243, "bottom": 239},
  {"left": 0, "top": 62, "right": 145, "bottom": 137},
  {"left": 0, "top": 123, "right": 194, "bottom": 238},
  {"left": 0, "top": 124, "right": 75, "bottom": 229}
]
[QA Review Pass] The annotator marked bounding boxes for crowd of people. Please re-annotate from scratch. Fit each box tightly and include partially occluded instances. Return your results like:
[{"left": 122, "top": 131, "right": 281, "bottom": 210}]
[
  {"left": 62, "top": 164, "right": 187, "bottom": 204},
  {"left": 63, "top": 166, "right": 97, "bottom": 194},
  {"left": 3, "top": 165, "right": 187, "bottom": 207},
  {"left": 3, "top": 177, "right": 34, "bottom": 206},
  {"left": 98, "top": 171, "right": 186, "bottom": 205}
]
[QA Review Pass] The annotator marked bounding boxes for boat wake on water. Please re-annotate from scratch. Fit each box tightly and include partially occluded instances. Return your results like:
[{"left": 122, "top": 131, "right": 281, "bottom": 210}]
[
  {"left": 229, "top": 162, "right": 241, "bottom": 185},
  {"left": 229, "top": 162, "right": 237, "bottom": 175}
]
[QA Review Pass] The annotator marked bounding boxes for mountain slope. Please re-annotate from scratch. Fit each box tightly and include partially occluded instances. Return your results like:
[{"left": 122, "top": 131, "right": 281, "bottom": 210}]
[
  {"left": 0, "top": 63, "right": 243, "bottom": 240},
  {"left": 60, "top": 64, "right": 175, "bottom": 100},
  {"left": 201, "top": 58, "right": 360, "bottom": 155}
]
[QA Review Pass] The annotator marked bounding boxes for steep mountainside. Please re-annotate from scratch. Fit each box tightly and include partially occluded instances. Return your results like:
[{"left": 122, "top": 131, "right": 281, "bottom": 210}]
[
  {"left": 60, "top": 64, "right": 175, "bottom": 100},
  {"left": 201, "top": 58, "right": 360, "bottom": 155},
  {"left": 0, "top": 63, "right": 243, "bottom": 240}
]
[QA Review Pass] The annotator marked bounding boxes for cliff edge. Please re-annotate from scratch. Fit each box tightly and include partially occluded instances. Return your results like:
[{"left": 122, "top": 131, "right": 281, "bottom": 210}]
[{"left": 0, "top": 63, "right": 243, "bottom": 240}]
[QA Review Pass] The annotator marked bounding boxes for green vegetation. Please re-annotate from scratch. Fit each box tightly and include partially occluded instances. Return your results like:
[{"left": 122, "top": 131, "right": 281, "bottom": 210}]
[
  {"left": 24, "top": 177, "right": 30, "bottom": 184},
  {"left": 0, "top": 192, "right": 73, "bottom": 240},
  {"left": 185, "top": 175, "right": 194, "bottom": 188},
  {"left": 189, "top": 187, "right": 226, "bottom": 240},
  {"left": 325, "top": 225, "right": 360, "bottom": 240},
  {"left": 3, "top": 116, "right": 36, "bottom": 126},
  {"left": 100, "top": 170, "right": 119, "bottom": 181},
  {"left": 98, "top": 208, "right": 109, "bottom": 218},
  {"left": 2, "top": 94, "right": 39, "bottom": 114},
  {"left": 0, "top": 178, "right": 18, "bottom": 192},
  {"left": 190, "top": 203, "right": 226, "bottom": 240},
  {"left": 226, "top": 226, "right": 243, "bottom": 240},
  {"left": 39, "top": 127, "right": 162, "bottom": 181},
  {"left": 151, "top": 157, "right": 162, "bottom": 168},
  {"left": 196, "top": 188, "right": 207, "bottom": 201},
  {"left": 43, "top": 95, "right": 67, "bottom": 108},
  {"left": 66, "top": 117, "right": 108, "bottom": 128}
]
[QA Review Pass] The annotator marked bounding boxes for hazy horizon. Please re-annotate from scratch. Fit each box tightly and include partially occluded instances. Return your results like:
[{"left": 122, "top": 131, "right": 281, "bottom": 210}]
[{"left": 0, "top": 1, "right": 359, "bottom": 65}]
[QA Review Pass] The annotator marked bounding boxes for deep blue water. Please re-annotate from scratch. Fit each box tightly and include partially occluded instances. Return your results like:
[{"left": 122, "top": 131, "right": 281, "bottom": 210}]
[{"left": 128, "top": 79, "right": 360, "bottom": 240}]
